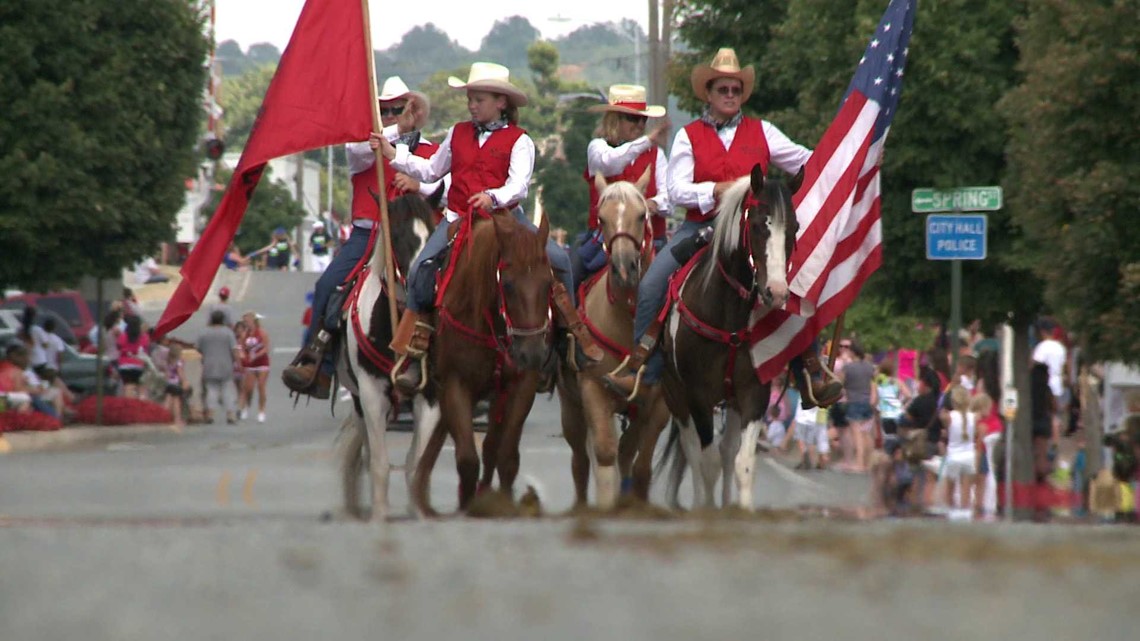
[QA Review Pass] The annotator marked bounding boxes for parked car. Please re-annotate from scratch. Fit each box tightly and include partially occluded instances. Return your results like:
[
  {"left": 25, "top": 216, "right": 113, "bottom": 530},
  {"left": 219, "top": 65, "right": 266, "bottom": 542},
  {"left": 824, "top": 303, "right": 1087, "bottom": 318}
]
[{"left": 1, "top": 290, "right": 98, "bottom": 349}]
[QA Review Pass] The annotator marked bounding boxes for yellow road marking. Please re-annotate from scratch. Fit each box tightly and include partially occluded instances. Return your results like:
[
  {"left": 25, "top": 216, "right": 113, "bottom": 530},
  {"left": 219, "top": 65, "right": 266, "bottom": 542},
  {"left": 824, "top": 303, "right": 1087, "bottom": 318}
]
[
  {"left": 242, "top": 469, "right": 258, "bottom": 506},
  {"left": 0, "top": 436, "right": 10, "bottom": 454},
  {"left": 216, "top": 471, "right": 232, "bottom": 506}
]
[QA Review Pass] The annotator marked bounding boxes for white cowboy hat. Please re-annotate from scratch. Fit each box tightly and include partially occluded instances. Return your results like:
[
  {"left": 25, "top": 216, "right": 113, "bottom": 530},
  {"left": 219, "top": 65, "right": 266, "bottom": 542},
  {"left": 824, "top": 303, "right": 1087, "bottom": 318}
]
[
  {"left": 587, "top": 84, "right": 666, "bottom": 118},
  {"left": 447, "top": 62, "right": 528, "bottom": 107},
  {"left": 312, "top": 221, "right": 324, "bottom": 229},
  {"left": 377, "top": 76, "right": 431, "bottom": 129},
  {"left": 378, "top": 76, "right": 412, "bottom": 101},
  {"left": 690, "top": 48, "right": 755, "bottom": 103}
]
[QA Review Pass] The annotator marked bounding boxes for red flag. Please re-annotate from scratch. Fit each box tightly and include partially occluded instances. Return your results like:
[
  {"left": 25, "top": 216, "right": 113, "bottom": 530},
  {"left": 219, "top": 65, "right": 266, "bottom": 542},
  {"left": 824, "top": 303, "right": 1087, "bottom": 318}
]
[
  {"left": 155, "top": 0, "right": 373, "bottom": 338},
  {"left": 748, "top": 0, "right": 915, "bottom": 381}
]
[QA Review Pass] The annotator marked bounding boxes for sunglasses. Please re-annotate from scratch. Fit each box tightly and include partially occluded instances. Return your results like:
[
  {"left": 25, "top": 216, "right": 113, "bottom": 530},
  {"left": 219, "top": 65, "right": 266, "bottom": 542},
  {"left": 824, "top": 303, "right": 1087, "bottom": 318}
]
[
  {"left": 619, "top": 113, "right": 648, "bottom": 125},
  {"left": 380, "top": 106, "right": 405, "bottom": 117},
  {"left": 840, "top": 343, "right": 852, "bottom": 348},
  {"left": 714, "top": 85, "right": 744, "bottom": 97}
]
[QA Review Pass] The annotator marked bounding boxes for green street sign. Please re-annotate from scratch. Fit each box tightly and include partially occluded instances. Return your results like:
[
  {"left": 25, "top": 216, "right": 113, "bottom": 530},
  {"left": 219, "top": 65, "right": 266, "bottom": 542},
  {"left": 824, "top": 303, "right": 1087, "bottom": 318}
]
[{"left": 911, "top": 186, "right": 1002, "bottom": 213}]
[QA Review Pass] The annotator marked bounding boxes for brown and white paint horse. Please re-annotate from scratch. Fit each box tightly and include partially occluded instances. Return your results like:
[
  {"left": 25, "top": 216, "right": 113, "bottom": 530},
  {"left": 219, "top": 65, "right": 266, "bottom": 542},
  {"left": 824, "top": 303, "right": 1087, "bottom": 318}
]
[
  {"left": 649, "top": 165, "right": 799, "bottom": 509},
  {"left": 339, "top": 193, "right": 438, "bottom": 521}
]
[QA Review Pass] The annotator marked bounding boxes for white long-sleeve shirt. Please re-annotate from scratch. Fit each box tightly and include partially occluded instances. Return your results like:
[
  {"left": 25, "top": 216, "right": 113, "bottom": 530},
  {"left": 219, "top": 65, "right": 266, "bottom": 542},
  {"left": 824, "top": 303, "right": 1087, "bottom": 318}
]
[
  {"left": 667, "top": 118, "right": 812, "bottom": 216},
  {"left": 345, "top": 124, "right": 442, "bottom": 197},
  {"left": 391, "top": 123, "right": 535, "bottom": 221},
  {"left": 586, "top": 137, "right": 670, "bottom": 214}
]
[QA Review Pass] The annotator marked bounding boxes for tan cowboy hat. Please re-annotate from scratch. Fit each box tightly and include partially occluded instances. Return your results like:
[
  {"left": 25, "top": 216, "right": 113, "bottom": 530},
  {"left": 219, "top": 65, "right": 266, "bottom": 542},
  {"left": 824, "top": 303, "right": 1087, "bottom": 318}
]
[
  {"left": 377, "top": 76, "right": 430, "bottom": 129},
  {"left": 447, "top": 62, "right": 529, "bottom": 107},
  {"left": 587, "top": 84, "right": 666, "bottom": 118},
  {"left": 690, "top": 48, "right": 755, "bottom": 103}
]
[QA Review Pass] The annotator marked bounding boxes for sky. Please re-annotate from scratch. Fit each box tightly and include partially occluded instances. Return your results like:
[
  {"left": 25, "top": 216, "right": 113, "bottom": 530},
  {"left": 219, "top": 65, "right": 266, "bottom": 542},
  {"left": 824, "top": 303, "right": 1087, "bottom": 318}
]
[{"left": 213, "top": 0, "right": 651, "bottom": 53}]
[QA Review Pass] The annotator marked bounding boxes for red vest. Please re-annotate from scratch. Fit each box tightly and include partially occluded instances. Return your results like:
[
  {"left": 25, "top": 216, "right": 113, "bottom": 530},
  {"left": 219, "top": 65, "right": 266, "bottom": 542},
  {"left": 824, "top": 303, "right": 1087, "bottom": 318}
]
[
  {"left": 447, "top": 121, "right": 526, "bottom": 216},
  {"left": 350, "top": 139, "right": 437, "bottom": 222},
  {"left": 584, "top": 147, "right": 666, "bottom": 238},
  {"left": 683, "top": 116, "right": 769, "bottom": 222}
]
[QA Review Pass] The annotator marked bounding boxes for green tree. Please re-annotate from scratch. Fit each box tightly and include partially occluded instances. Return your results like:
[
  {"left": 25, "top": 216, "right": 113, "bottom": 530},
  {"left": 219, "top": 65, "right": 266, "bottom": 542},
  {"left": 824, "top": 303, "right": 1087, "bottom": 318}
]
[
  {"left": 477, "top": 16, "right": 541, "bottom": 79},
  {"left": 0, "top": 0, "right": 208, "bottom": 291},
  {"left": 375, "top": 24, "right": 472, "bottom": 89},
  {"left": 419, "top": 66, "right": 476, "bottom": 137},
  {"left": 219, "top": 64, "right": 276, "bottom": 149},
  {"left": 1000, "top": 0, "right": 1140, "bottom": 363}
]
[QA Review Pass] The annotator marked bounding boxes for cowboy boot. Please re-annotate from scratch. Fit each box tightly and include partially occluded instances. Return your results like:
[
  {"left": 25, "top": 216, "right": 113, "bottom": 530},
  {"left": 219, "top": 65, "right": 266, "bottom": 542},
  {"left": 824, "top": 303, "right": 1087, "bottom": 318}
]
[
  {"left": 551, "top": 281, "right": 604, "bottom": 366},
  {"left": 282, "top": 326, "right": 334, "bottom": 394},
  {"left": 792, "top": 345, "right": 843, "bottom": 409},
  {"left": 600, "top": 320, "right": 661, "bottom": 400},
  {"left": 390, "top": 309, "right": 434, "bottom": 394}
]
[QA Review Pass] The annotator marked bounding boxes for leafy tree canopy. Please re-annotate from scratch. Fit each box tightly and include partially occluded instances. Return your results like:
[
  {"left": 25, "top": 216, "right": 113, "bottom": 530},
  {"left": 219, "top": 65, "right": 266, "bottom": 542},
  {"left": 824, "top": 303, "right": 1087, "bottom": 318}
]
[
  {"left": 0, "top": 0, "right": 208, "bottom": 291},
  {"left": 206, "top": 166, "right": 306, "bottom": 256},
  {"left": 1000, "top": 0, "right": 1140, "bottom": 363}
]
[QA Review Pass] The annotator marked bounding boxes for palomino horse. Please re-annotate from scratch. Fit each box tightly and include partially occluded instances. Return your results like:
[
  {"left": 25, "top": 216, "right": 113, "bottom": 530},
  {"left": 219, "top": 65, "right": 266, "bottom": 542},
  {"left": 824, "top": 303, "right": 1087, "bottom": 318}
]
[
  {"left": 411, "top": 213, "right": 554, "bottom": 515},
  {"left": 646, "top": 165, "right": 799, "bottom": 509},
  {"left": 339, "top": 193, "right": 438, "bottom": 521},
  {"left": 557, "top": 172, "right": 669, "bottom": 508}
]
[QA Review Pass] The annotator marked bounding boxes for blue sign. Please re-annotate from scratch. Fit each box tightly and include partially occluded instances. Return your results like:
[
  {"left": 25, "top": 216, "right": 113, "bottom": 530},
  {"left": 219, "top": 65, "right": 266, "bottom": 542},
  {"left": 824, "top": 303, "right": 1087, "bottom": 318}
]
[{"left": 926, "top": 214, "right": 987, "bottom": 260}]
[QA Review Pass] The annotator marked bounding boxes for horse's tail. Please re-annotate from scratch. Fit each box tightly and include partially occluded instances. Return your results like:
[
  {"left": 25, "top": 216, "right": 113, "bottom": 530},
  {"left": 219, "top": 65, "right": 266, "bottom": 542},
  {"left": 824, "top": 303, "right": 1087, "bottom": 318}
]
[{"left": 338, "top": 411, "right": 368, "bottom": 519}]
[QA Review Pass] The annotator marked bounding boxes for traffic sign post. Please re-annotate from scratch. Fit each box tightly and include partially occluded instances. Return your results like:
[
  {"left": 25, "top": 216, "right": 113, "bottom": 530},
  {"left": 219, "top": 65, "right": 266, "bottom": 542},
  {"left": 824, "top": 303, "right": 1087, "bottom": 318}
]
[
  {"left": 925, "top": 214, "right": 987, "bottom": 260},
  {"left": 914, "top": 188, "right": 997, "bottom": 377},
  {"left": 912, "top": 186, "right": 1002, "bottom": 213}
]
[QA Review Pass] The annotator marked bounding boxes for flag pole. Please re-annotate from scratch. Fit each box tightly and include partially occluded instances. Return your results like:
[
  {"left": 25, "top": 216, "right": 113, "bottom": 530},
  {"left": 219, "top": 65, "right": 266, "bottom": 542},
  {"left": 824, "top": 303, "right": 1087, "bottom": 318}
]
[
  {"left": 359, "top": 0, "right": 399, "bottom": 331},
  {"left": 827, "top": 311, "right": 846, "bottom": 370}
]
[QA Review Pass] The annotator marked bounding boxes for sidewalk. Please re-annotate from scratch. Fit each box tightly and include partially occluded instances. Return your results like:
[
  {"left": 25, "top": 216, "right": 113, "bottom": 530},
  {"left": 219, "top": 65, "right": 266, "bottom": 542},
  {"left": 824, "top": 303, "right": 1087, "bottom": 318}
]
[{"left": 0, "top": 422, "right": 184, "bottom": 454}]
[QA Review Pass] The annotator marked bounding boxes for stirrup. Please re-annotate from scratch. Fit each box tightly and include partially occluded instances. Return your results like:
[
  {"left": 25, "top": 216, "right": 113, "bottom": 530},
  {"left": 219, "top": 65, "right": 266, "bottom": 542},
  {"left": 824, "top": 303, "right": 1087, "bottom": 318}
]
[
  {"left": 604, "top": 355, "right": 647, "bottom": 403},
  {"left": 391, "top": 354, "right": 430, "bottom": 392}
]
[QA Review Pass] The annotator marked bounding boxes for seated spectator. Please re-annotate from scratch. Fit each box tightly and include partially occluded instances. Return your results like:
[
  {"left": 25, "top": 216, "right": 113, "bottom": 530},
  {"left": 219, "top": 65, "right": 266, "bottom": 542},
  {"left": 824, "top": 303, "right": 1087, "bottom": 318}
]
[
  {"left": 133, "top": 256, "right": 170, "bottom": 285},
  {"left": 39, "top": 317, "right": 66, "bottom": 381},
  {"left": 1, "top": 344, "right": 34, "bottom": 412}
]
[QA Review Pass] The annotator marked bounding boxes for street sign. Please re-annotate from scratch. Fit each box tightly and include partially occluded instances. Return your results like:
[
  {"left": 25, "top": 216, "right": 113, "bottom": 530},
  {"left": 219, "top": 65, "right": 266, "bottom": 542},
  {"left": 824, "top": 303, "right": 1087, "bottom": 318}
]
[
  {"left": 911, "top": 186, "right": 1002, "bottom": 212},
  {"left": 926, "top": 214, "right": 987, "bottom": 260}
]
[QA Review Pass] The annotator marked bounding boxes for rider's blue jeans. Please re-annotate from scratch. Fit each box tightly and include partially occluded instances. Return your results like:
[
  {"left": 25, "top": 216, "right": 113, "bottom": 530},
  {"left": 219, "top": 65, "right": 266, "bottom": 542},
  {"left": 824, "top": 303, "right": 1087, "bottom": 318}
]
[
  {"left": 632, "top": 220, "right": 713, "bottom": 384},
  {"left": 309, "top": 224, "right": 371, "bottom": 375}
]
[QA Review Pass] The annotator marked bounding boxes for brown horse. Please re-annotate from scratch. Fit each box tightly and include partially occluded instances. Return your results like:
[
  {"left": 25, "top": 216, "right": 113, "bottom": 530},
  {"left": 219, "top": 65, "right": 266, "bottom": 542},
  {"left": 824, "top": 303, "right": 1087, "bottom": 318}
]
[
  {"left": 642, "top": 165, "right": 799, "bottom": 509},
  {"left": 410, "top": 213, "right": 554, "bottom": 515},
  {"left": 557, "top": 172, "right": 670, "bottom": 508}
]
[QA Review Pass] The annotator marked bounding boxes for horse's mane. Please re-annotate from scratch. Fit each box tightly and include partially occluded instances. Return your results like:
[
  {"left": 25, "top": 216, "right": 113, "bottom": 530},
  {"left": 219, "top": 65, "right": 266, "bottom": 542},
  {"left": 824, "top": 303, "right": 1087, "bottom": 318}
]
[
  {"left": 444, "top": 214, "right": 545, "bottom": 316},
  {"left": 703, "top": 176, "right": 752, "bottom": 284},
  {"left": 703, "top": 175, "right": 794, "bottom": 287},
  {"left": 369, "top": 193, "right": 436, "bottom": 277}
]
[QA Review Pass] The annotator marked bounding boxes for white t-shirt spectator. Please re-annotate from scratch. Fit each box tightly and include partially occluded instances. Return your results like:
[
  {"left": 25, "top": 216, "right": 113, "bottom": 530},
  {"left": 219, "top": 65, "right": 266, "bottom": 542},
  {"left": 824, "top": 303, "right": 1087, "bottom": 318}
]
[
  {"left": 1032, "top": 338, "right": 1067, "bottom": 397},
  {"left": 26, "top": 325, "right": 50, "bottom": 368},
  {"left": 43, "top": 332, "right": 65, "bottom": 369}
]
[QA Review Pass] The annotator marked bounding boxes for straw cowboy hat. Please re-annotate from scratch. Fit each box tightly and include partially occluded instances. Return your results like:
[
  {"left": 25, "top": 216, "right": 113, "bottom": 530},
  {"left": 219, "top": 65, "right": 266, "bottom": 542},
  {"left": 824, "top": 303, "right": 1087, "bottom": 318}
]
[
  {"left": 690, "top": 48, "right": 755, "bottom": 103},
  {"left": 377, "top": 76, "right": 431, "bottom": 129},
  {"left": 587, "top": 84, "right": 666, "bottom": 118},
  {"left": 447, "top": 62, "right": 528, "bottom": 107}
]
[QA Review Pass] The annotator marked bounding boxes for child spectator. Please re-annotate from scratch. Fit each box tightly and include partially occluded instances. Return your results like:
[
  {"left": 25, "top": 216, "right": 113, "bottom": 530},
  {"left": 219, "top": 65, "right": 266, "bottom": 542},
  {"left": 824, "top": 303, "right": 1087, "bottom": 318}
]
[
  {"left": 163, "top": 344, "right": 187, "bottom": 428},
  {"left": 116, "top": 315, "right": 150, "bottom": 399},
  {"left": 876, "top": 359, "right": 906, "bottom": 451},
  {"left": 925, "top": 385, "right": 978, "bottom": 511}
]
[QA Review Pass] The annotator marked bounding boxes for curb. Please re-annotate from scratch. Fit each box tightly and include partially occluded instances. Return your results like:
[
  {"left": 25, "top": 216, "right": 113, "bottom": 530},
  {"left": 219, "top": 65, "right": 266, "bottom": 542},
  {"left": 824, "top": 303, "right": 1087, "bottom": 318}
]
[{"left": 0, "top": 423, "right": 185, "bottom": 454}]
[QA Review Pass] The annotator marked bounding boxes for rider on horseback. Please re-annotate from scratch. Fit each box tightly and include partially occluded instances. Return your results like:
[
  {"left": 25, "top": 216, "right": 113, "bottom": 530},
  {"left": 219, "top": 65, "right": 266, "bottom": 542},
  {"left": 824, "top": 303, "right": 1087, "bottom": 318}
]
[
  {"left": 574, "top": 84, "right": 671, "bottom": 289},
  {"left": 282, "top": 76, "right": 442, "bottom": 399},
  {"left": 378, "top": 62, "right": 602, "bottom": 394},
  {"left": 602, "top": 48, "right": 843, "bottom": 408}
]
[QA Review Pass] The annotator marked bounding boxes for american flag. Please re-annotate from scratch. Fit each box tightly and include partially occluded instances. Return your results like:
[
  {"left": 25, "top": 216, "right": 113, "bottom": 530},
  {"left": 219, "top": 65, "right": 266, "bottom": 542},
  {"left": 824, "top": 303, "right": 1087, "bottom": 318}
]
[{"left": 749, "top": 0, "right": 915, "bottom": 382}]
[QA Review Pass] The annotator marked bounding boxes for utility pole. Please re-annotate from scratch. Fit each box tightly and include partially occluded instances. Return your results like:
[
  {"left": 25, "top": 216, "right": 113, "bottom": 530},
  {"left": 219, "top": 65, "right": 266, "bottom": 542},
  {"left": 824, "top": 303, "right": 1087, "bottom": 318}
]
[
  {"left": 294, "top": 153, "right": 305, "bottom": 271},
  {"left": 647, "top": 0, "right": 660, "bottom": 105},
  {"left": 659, "top": 0, "right": 674, "bottom": 107}
]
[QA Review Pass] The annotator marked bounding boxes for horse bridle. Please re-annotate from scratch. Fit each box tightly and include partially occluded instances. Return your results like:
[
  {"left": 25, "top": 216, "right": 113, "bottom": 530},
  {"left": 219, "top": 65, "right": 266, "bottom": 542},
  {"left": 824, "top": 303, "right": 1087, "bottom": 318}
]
[{"left": 494, "top": 260, "right": 551, "bottom": 342}]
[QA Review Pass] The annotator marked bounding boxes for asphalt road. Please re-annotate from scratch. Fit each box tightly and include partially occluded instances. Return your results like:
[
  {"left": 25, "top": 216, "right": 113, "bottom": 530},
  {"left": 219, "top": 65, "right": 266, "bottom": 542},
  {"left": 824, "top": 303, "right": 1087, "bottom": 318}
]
[{"left": 1, "top": 270, "right": 1135, "bottom": 641}]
